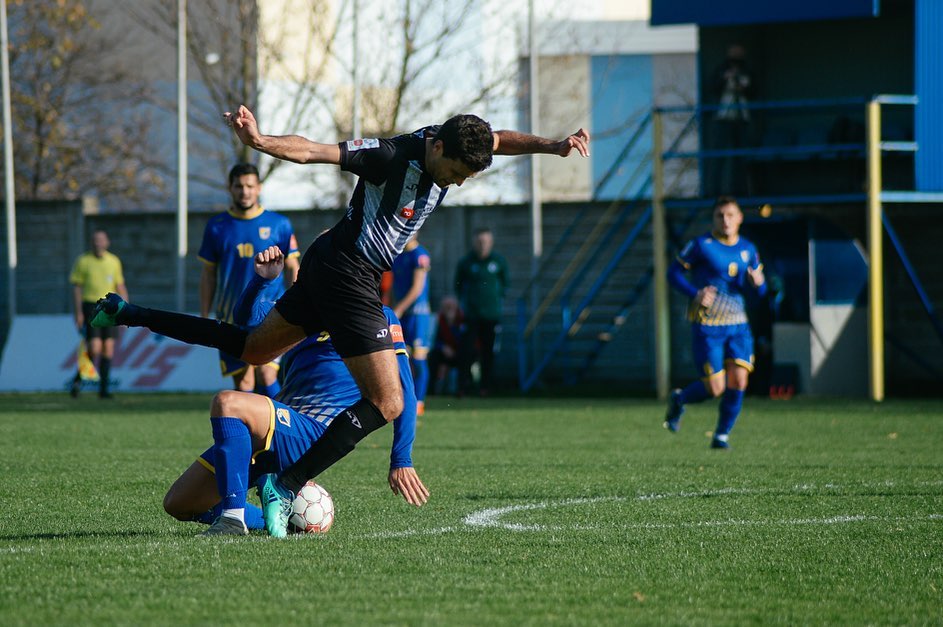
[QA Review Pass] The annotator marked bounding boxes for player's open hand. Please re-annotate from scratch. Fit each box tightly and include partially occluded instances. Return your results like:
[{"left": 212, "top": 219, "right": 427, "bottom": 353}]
[
  {"left": 389, "top": 466, "right": 430, "bottom": 507},
  {"left": 747, "top": 266, "right": 765, "bottom": 288},
  {"left": 255, "top": 245, "right": 285, "bottom": 280},
  {"left": 223, "top": 105, "right": 261, "bottom": 147},
  {"left": 555, "top": 128, "right": 591, "bottom": 157}
]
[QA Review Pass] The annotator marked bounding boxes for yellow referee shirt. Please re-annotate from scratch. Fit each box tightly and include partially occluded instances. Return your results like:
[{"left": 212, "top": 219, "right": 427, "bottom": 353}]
[{"left": 70, "top": 251, "right": 125, "bottom": 302}]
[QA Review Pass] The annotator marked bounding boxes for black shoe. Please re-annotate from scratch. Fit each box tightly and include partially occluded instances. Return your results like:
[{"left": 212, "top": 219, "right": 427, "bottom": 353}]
[{"left": 70, "top": 379, "right": 81, "bottom": 398}]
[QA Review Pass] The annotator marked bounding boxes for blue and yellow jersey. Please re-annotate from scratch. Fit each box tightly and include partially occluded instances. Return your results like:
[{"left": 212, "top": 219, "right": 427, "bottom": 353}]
[
  {"left": 391, "top": 244, "right": 431, "bottom": 316},
  {"left": 198, "top": 206, "right": 300, "bottom": 323},
  {"left": 233, "top": 275, "right": 417, "bottom": 468},
  {"left": 674, "top": 233, "right": 763, "bottom": 326}
]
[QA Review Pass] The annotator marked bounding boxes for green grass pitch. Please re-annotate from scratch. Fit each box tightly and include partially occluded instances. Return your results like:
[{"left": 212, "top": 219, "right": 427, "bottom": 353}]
[{"left": 0, "top": 393, "right": 941, "bottom": 625}]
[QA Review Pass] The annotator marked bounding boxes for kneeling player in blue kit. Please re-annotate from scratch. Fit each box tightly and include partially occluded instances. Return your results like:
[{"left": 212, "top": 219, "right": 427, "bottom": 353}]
[
  {"left": 664, "top": 197, "right": 766, "bottom": 449},
  {"left": 162, "top": 246, "right": 429, "bottom": 536}
]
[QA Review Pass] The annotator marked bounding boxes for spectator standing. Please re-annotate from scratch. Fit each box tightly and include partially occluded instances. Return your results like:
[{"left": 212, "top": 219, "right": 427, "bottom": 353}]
[
  {"left": 454, "top": 228, "right": 509, "bottom": 396},
  {"left": 710, "top": 44, "right": 755, "bottom": 196},
  {"left": 69, "top": 230, "right": 129, "bottom": 399},
  {"left": 428, "top": 295, "right": 464, "bottom": 395}
]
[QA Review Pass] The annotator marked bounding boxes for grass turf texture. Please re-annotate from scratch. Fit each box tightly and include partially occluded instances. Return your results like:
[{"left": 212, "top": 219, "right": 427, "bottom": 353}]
[{"left": 0, "top": 393, "right": 941, "bottom": 625}]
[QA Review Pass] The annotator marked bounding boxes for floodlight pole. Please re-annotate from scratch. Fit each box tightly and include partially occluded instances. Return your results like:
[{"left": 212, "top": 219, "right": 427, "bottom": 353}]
[
  {"left": 352, "top": 0, "right": 361, "bottom": 140},
  {"left": 176, "top": 0, "right": 188, "bottom": 312},
  {"left": 528, "top": 0, "right": 542, "bottom": 264},
  {"left": 652, "top": 111, "right": 670, "bottom": 400},
  {"left": 1, "top": 0, "right": 17, "bottom": 324}
]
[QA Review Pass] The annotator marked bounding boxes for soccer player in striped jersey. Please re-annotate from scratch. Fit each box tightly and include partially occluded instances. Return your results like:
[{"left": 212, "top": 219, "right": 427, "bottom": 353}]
[
  {"left": 664, "top": 196, "right": 766, "bottom": 449},
  {"left": 391, "top": 236, "right": 432, "bottom": 415},
  {"left": 163, "top": 246, "right": 427, "bottom": 536},
  {"left": 93, "top": 104, "right": 589, "bottom": 537},
  {"left": 199, "top": 163, "right": 300, "bottom": 397}
]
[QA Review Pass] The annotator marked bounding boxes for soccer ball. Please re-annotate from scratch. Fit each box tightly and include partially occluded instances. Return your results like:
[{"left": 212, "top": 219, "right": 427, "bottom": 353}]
[{"left": 289, "top": 481, "right": 335, "bottom": 534}]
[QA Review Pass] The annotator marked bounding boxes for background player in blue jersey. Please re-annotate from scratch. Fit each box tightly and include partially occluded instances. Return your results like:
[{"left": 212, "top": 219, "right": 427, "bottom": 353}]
[
  {"left": 664, "top": 196, "right": 766, "bottom": 449},
  {"left": 199, "top": 163, "right": 301, "bottom": 397},
  {"left": 93, "top": 104, "right": 588, "bottom": 537},
  {"left": 163, "top": 246, "right": 428, "bottom": 536},
  {"left": 391, "top": 235, "right": 432, "bottom": 415}
]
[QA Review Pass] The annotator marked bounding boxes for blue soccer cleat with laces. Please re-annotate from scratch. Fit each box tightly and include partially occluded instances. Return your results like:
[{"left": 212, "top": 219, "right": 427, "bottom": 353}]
[
  {"left": 90, "top": 293, "right": 129, "bottom": 328},
  {"left": 257, "top": 474, "right": 294, "bottom": 539},
  {"left": 663, "top": 388, "right": 684, "bottom": 433}
]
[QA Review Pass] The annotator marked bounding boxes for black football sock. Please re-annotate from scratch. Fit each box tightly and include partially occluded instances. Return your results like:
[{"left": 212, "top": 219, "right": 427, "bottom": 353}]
[
  {"left": 278, "top": 398, "right": 389, "bottom": 493},
  {"left": 98, "top": 357, "right": 111, "bottom": 396},
  {"left": 122, "top": 304, "right": 247, "bottom": 358}
]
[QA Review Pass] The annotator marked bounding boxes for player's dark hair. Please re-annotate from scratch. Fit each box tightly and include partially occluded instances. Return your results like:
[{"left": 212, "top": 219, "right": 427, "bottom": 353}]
[
  {"left": 474, "top": 227, "right": 492, "bottom": 236},
  {"left": 713, "top": 195, "right": 740, "bottom": 210},
  {"left": 436, "top": 114, "right": 493, "bottom": 173},
  {"left": 228, "top": 163, "right": 260, "bottom": 186}
]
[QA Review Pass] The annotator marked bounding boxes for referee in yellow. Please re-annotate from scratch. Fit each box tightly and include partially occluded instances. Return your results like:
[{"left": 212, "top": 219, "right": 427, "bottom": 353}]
[{"left": 69, "top": 229, "right": 129, "bottom": 398}]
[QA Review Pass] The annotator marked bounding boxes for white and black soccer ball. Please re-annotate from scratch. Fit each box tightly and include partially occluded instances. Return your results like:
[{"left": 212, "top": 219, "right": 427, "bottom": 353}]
[{"left": 289, "top": 481, "right": 335, "bottom": 534}]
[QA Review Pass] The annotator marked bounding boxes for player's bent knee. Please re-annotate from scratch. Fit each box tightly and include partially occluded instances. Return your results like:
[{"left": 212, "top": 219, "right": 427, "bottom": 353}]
[
  {"left": 211, "top": 389, "right": 253, "bottom": 422},
  {"left": 366, "top": 393, "right": 403, "bottom": 423},
  {"left": 162, "top": 490, "right": 190, "bottom": 521}
]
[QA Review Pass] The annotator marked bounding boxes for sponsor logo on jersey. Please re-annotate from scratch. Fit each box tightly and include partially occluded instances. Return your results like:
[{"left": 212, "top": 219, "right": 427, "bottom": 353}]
[
  {"left": 259, "top": 227, "right": 271, "bottom": 239},
  {"left": 346, "top": 138, "right": 380, "bottom": 151},
  {"left": 276, "top": 407, "right": 291, "bottom": 427},
  {"left": 400, "top": 203, "right": 415, "bottom": 219},
  {"left": 740, "top": 250, "right": 749, "bottom": 262},
  {"left": 376, "top": 328, "right": 389, "bottom": 339}
]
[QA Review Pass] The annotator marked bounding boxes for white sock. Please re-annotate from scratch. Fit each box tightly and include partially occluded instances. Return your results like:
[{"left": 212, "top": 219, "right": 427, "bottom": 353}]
[
  {"left": 221, "top": 508, "right": 245, "bottom": 523},
  {"left": 715, "top": 433, "right": 729, "bottom": 442}
]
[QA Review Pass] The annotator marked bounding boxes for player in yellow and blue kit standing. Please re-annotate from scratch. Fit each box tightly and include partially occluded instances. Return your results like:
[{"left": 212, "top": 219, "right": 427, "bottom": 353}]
[
  {"left": 664, "top": 196, "right": 766, "bottom": 449},
  {"left": 391, "top": 236, "right": 432, "bottom": 415},
  {"left": 198, "top": 163, "right": 300, "bottom": 397}
]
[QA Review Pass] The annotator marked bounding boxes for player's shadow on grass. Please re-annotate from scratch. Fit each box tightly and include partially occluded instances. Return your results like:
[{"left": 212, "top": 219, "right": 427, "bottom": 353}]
[{"left": 0, "top": 529, "right": 157, "bottom": 542}]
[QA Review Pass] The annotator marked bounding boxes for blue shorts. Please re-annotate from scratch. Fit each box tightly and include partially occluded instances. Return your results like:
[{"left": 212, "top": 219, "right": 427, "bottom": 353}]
[
  {"left": 691, "top": 323, "right": 754, "bottom": 379},
  {"left": 218, "top": 349, "right": 280, "bottom": 378},
  {"left": 400, "top": 312, "right": 432, "bottom": 353},
  {"left": 198, "top": 398, "right": 332, "bottom": 483}
]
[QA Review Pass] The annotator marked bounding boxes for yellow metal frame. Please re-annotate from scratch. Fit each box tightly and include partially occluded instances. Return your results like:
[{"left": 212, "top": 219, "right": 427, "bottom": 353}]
[{"left": 866, "top": 100, "right": 885, "bottom": 402}]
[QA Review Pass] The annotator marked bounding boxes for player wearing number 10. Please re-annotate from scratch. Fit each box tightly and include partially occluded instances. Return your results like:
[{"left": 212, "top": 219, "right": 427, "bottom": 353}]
[{"left": 199, "top": 163, "right": 300, "bottom": 396}]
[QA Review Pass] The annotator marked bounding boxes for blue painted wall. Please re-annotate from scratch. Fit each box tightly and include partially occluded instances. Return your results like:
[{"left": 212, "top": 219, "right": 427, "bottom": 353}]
[
  {"left": 915, "top": 0, "right": 943, "bottom": 191},
  {"left": 591, "top": 55, "right": 653, "bottom": 200},
  {"left": 651, "top": 0, "right": 878, "bottom": 26}
]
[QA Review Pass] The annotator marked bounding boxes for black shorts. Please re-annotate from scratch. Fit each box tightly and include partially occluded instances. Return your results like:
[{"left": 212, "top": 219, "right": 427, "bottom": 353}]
[
  {"left": 275, "top": 231, "right": 393, "bottom": 358},
  {"left": 81, "top": 301, "right": 115, "bottom": 341}
]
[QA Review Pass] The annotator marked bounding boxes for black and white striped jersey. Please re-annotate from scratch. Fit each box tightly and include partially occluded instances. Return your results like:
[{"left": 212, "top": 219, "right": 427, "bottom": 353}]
[{"left": 332, "top": 126, "right": 447, "bottom": 271}]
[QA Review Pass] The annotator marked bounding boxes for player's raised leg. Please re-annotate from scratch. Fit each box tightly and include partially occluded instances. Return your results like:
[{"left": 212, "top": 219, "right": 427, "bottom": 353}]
[{"left": 91, "top": 292, "right": 306, "bottom": 366}]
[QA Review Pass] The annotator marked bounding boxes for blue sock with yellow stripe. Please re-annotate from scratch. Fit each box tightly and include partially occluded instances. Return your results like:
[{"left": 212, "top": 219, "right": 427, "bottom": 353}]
[
  {"left": 413, "top": 358, "right": 429, "bottom": 403},
  {"left": 716, "top": 388, "right": 745, "bottom": 436},
  {"left": 195, "top": 503, "right": 264, "bottom": 529},
  {"left": 679, "top": 380, "right": 711, "bottom": 405},
  {"left": 261, "top": 380, "right": 281, "bottom": 399},
  {"left": 210, "top": 417, "right": 251, "bottom": 517}
]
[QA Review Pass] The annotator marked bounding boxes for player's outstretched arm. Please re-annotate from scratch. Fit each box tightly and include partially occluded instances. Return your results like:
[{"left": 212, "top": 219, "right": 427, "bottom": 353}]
[
  {"left": 223, "top": 105, "right": 342, "bottom": 165},
  {"left": 492, "top": 128, "right": 590, "bottom": 157},
  {"left": 389, "top": 467, "right": 430, "bottom": 507}
]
